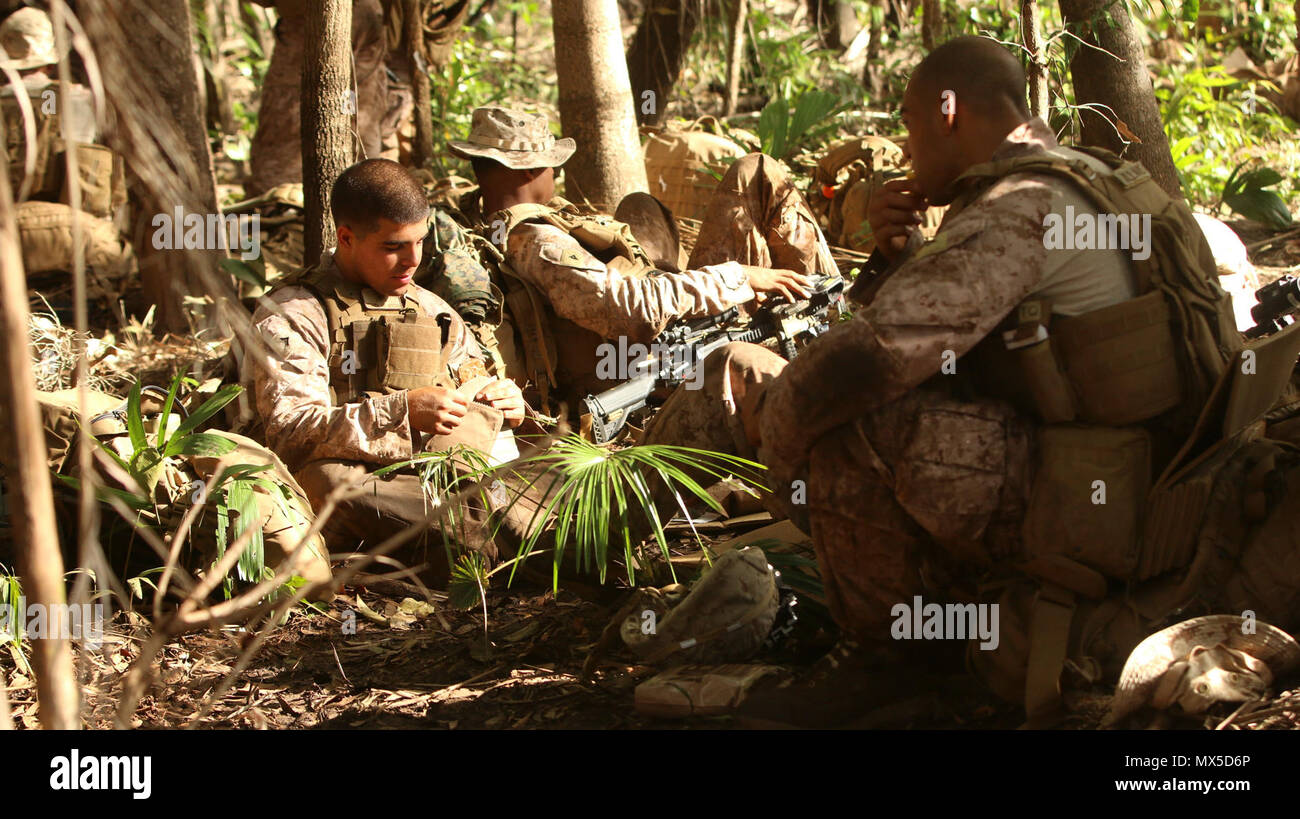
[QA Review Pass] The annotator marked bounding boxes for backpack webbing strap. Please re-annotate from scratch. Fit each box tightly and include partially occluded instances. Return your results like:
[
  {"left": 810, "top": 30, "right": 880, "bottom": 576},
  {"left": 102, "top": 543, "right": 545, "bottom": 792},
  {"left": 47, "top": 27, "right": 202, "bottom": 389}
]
[{"left": 1021, "top": 581, "right": 1075, "bottom": 729}]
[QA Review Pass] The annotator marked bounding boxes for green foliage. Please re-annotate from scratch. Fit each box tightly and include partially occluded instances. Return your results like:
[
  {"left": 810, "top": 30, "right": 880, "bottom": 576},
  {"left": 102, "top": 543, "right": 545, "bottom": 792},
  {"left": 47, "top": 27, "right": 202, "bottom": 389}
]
[
  {"left": 744, "top": 8, "right": 863, "bottom": 103},
  {"left": 62, "top": 376, "right": 241, "bottom": 505},
  {"left": 1191, "top": 0, "right": 1298, "bottom": 65},
  {"left": 758, "top": 86, "right": 847, "bottom": 160},
  {"left": 505, "top": 436, "right": 767, "bottom": 588},
  {"left": 428, "top": 5, "right": 554, "bottom": 177},
  {"left": 0, "top": 564, "right": 22, "bottom": 651},
  {"left": 1221, "top": 163, "right": 1295, "bottom": 228},
  {"left": 220, "top": 257, "right": 268, "bottom": 290},
  {"left": 372, "top": 444, "right": 497, "bottom": 550},
  {"left": 448, "top": 552, "right": 490, "bottom": 613},
  {"left": 1156, "top": 63, "right": 1294, "bottom": 207},
  {"left": 59, "top": 373, "right": 296, "bottom": 602}
]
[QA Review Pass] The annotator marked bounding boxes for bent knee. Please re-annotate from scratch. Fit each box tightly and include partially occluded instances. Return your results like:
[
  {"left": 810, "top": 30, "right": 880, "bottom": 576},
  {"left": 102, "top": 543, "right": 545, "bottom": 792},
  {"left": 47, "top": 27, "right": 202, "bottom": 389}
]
[{"left": 724, "top": 153, "right": 787, "bottom": 187}]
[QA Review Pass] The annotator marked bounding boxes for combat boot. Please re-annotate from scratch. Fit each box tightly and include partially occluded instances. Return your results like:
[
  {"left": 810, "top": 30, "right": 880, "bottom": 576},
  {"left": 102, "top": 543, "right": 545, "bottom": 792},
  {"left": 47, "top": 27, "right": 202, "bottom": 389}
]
[{"left": 732, "top": 638, "right": 951, "bottom": 729}]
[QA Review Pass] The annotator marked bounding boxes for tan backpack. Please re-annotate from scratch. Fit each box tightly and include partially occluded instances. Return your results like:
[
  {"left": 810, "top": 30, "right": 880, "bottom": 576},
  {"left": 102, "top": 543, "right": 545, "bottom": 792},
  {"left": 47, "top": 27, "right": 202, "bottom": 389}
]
[{"left": 642, "top": 122, "right": 748, "bottom": 222}]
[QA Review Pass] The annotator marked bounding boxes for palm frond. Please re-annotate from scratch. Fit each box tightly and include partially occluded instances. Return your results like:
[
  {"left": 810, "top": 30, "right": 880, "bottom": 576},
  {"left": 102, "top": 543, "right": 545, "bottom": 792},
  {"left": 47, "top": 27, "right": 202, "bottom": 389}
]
[{"left": 506, "top": 435, "right": 767, "bottom": 588}]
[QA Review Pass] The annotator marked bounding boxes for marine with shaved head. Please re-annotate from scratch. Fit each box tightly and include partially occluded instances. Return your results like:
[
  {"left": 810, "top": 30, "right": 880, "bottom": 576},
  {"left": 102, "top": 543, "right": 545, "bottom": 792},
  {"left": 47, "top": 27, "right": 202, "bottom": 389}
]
[{"left": 729, "top": 36, "right": 1238, "bottom": 727}]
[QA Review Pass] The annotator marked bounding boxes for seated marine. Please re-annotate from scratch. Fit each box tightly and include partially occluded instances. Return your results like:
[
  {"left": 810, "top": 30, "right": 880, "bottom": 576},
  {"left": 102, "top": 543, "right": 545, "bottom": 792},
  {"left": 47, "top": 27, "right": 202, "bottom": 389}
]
[{"left": 249, "top": 158, "right": 531, "bottom": 584}]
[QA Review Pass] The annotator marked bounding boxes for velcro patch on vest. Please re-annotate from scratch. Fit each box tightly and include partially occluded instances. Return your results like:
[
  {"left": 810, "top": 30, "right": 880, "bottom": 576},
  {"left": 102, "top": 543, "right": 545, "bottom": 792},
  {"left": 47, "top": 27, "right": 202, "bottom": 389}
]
[
  {"left": 376, "top": 318, "right": 448, "bottom": 390},
  {"left": 1113, "top": 162, "right": 1151, "bottom": 190},
  {"left": 539, "top": 242, "right": 602, "bottom": 272}
]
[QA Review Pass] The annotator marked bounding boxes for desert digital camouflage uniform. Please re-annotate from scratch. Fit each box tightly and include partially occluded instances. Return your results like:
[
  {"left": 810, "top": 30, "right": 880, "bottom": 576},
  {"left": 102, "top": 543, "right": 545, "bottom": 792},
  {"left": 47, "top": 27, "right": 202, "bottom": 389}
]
[
  {"left": 246, "top": 0, "right": 390, "bottom": 196},
  {"left": 465, "top": 151, "right": 838, "bottom": 412},
  {"left": 250, "top": 252, "right": 512, "bottom": 581},
  {"left": 656, "top": 119, "right": 1150, "bottom": 640}
]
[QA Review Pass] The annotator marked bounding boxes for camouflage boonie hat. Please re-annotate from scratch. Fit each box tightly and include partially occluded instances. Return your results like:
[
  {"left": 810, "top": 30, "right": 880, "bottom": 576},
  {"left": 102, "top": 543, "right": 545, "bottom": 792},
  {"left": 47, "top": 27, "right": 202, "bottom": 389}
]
[
  {"left": 0, "top": 8, "right": 57, "bottom": 71},
  {"left": 449, "top": 106, "right": 575, "bottom": 170}
]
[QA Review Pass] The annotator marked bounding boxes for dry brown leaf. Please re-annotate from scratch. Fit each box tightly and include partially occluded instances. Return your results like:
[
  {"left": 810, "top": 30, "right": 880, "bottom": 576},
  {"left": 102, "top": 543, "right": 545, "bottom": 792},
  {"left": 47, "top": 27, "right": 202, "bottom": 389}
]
[{"left": 1114, "top": 117, "right": 1143, "bottom": 144}]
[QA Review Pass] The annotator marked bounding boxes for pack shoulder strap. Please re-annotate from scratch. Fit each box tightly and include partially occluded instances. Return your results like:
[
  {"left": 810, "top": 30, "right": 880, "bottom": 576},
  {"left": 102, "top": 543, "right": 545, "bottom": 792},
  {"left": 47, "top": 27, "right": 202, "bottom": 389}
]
[{"left": 476, "top": 205, "right": 564, "bottom": 407}]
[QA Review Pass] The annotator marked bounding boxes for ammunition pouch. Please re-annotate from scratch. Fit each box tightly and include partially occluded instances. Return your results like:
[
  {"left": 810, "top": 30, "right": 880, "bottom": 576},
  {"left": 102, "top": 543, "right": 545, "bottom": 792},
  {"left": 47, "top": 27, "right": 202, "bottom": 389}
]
[
  {"left": 995, "top": 292, "right": 1184, "bottom": 428},
  {"left": 1023, "top": 424, "right": 1150, "bottom": 580},
  {"left": 44, "top": 140, "right": 121, "bottom": 218},
  {"left": 1054, "top": 291, "right": 1183, "bottom": 425}
]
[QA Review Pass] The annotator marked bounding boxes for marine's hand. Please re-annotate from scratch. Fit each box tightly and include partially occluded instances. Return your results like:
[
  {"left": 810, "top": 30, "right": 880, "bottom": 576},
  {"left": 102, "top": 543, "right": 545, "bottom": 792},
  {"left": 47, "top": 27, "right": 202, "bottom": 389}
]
[
  {"left": 867, "top": 177, "right": 927, "bottom": 261},
  {"left": 408, "top": 386, "right": 469, "bottom": 435},
  {"left": 743, "top": 265, "right": 813, "bottom": 303},
  {"left": 475, "top": 378, "right": 527, "bottom": 428}
]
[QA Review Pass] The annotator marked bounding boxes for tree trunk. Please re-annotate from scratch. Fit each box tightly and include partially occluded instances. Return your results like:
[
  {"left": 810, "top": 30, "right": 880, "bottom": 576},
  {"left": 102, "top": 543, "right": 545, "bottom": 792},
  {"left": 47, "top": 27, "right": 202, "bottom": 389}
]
[
  {"left": 921, "top": 0, "right": 940, "bottom": 50},
  {"left": 1022, "top": 0, "right": 1049, "bottom": 118},
  {"left": 242, "top": 0, "right": 275, "bottom": 63},
  {"left": 1058, "top": 0, "right": 1182, "bottom": 198},
  {"left": 0, "top": 111, "right": 80, "bottom": 731},
  {"left": 302, "top": 0, "right": 355, "bottom": 266},
  {"left": 723, "top": 0, "right": 747, "bottom": 117},
  {"left": 87, "top": 0, "right": 225, "bottom": 335},
  {"left": 626, "top": 0, "right": 702, "bottom": 127},
  {"left": 404, "top": 0, "right": 435, "bottom": 169},
  {"left": 808, "top": 0, "right": 860, "bottom": 52},
  {"left": 554, "top": 0, "right": 649, "bottom": 210},
  {"left": 862, "top": 0, "right": 886, "bottom": 96},
  {"left": 202, "top": 0, "right": 238, "bottom": 135}
]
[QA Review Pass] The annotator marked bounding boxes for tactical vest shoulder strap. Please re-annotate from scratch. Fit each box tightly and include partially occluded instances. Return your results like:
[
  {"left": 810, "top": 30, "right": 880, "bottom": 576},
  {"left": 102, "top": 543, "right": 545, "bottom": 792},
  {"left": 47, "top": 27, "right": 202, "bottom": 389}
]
[
  {"left": 954, "top": 148, "right": 1161, "bottom": 290},
  {"left": 492, "top": 199, "right": 656, "bottom": 268},
  {"left": 956, "top": 148, "right": 1240, "bottom": 423},
  {"left": 475, "top": 205, "right": 566, "bottom": 409},
  {"left": 274, "top": 264, "right": 437, "bottom": 404}
]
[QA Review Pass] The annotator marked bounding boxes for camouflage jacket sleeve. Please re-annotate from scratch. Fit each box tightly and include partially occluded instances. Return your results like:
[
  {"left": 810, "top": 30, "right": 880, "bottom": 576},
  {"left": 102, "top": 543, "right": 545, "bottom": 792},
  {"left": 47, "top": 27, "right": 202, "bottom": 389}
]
[
  {"left": 506, "top": 223, "right": 756, "bottom": 343},
  {"left": 759, "top": 174, "right": 1056, "bottom": 482},
  {"left": 251, "top": 287, "right": 415, "bottom": 471}
]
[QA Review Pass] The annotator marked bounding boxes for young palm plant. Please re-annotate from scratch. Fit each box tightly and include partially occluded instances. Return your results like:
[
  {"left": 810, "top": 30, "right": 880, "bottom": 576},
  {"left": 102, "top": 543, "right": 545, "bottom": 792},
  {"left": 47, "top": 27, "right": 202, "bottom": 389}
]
[
  {"left": 371, "top": 443, "right": 498, "bottom": 554},
  {"left": 354, "top": 436, "right": 767, "bottom": 618},
  {"left": 502, "top": 435, "right": 767, "bottom": 588},
  {"left": 0, "top": 565, "right": 22, "bottom": 652}
]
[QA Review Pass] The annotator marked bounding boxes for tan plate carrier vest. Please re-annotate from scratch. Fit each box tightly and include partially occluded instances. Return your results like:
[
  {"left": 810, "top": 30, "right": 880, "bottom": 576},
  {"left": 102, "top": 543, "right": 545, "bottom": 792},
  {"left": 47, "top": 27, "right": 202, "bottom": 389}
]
[
  {"left": 282, "top": 264, "right": 505, "bottom": 457},
  {"left": 287, "top": 264, "right": 460, "bottom": 404},
  {"left": 949, "top": 147, "right": 1247, "bottom": 725},
  {"left": 475, "top": 198, "right": 659, "bottom": 413}
]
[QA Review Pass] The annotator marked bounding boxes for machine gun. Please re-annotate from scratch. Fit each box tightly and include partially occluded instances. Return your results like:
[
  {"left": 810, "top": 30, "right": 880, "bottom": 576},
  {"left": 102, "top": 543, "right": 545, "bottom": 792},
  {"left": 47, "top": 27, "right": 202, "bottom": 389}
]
[
  {"left": 1245, "top": 275, "right": 1300, "bottom": 339},
  {"left": 582, "top": 274, "right": 845, "bottom": 444}
]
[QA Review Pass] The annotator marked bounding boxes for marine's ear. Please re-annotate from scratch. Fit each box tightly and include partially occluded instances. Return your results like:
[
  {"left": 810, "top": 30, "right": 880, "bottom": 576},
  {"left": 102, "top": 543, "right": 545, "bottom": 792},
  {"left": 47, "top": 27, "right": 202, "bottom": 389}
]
[{"left": 336, "top": 222, "right": 356, "bottom": 250}]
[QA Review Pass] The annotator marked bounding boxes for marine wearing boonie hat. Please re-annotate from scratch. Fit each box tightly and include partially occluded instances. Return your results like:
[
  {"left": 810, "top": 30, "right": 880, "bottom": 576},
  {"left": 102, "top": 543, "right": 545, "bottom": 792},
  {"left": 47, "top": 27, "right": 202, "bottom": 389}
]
[{"left": 448, "top": 106, "right": 575, "bottom": 170}]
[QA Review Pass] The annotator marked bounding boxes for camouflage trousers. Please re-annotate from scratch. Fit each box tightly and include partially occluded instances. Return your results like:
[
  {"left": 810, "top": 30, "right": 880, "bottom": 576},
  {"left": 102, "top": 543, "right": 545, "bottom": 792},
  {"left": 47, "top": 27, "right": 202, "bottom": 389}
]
[
  {"left": 246, "top": 0, "right": 391, "bottom": 196},
  {"left": 687, "top": 153, "right": 839, "bottom": 280},
  {"left": 637, "top": 150, "right": 836, "bottom": 519},
  {"left": 648, "top": 353, "right": 1037, "bottom": 643},
  {"left": 801, "top": 390, "right": 1034, "bottom": 642},
  {"left": 295, "top": 456, "right": 557, "bottom": 587}
]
